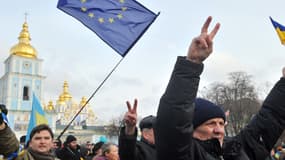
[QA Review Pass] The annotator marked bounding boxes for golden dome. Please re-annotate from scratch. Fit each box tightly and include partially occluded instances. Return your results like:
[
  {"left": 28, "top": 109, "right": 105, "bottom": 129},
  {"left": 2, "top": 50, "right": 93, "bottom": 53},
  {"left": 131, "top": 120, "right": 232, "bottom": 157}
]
[
  {"left": 88, "top": 108, "right": 95, "bottom": 118},
  {"left": 60, "top": 81, "right": 72, "bottom": 101},
  {"left": 47, "top": 100, "right": 55, "bottom": 111},
  {"left": 80, "top": 96, "right": 88, "bottom": 106},
  {"left": 72, "top": 102, "right": 79, "bottom": 110},
  {"left": 10, "top": 21, "right": 37, "bottom": 58},
  {"left": 57, "top": 95, "right": 66, "bottom": 105}
]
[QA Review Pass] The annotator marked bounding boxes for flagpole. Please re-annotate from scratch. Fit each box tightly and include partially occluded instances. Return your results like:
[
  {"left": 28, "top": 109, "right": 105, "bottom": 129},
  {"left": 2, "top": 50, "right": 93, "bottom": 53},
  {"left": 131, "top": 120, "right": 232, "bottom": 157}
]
[{"left": 57, "top": 57, "right": 125, "bottom": 140}]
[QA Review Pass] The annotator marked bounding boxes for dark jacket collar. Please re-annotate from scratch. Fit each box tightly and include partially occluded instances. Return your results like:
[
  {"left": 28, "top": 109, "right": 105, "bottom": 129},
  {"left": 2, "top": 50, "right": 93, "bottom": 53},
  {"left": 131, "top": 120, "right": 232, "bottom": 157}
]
[
  {"left": 195, "top": 138, "right": 222, "bottom": 159},
  {"left": 141, "top": 137, "right": 155, "bottom": 148}
]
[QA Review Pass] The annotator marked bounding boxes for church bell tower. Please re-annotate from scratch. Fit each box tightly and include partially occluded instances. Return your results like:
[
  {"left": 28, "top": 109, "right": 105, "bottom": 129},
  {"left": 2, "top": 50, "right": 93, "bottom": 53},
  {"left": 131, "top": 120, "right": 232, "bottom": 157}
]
[{"left": 0, "top": 19, "right": 45, "bottom": 135}]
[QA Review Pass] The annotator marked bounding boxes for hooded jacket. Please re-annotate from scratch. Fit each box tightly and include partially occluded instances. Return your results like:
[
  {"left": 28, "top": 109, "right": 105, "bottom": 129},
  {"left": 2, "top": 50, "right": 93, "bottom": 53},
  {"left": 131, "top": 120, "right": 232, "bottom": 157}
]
[{"left": 155, "top": 56, "right": 285, "bottom": 160}]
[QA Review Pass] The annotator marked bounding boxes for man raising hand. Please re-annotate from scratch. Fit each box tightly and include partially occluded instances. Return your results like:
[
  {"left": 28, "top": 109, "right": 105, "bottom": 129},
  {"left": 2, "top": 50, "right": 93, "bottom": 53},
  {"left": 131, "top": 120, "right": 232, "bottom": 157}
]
[{"left": 119, "top": 99, "right": 156, "bottom": 160}]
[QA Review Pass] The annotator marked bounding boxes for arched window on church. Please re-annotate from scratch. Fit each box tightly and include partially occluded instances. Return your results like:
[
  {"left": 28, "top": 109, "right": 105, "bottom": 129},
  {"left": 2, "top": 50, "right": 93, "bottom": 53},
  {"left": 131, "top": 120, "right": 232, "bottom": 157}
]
[{"left": 23, "top": 86, "right": 29, "bottom": 101}]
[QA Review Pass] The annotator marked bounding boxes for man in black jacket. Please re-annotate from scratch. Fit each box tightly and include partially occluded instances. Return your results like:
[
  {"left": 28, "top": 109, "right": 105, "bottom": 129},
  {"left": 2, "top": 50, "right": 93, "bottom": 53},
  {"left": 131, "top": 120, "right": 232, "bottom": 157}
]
[
  {"left": 119, "top": 99, "right": 156, "bottom": 160},
  {"left": 56, "top": 135, "right": 82, "bottom": 160},
  {"left": 155, "top": 16, "right": 285, "bottom": 160}
]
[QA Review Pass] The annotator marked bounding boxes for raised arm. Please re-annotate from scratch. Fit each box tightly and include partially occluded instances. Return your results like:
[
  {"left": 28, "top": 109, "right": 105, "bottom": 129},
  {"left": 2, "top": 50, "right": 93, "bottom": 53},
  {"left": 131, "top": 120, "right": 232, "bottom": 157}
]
[
  {"left": 155, "top": 16, "right": 220, "bottom": 160},
  {"left": 124, "top": 99, "right": 138, "bottom": 135},
  {"left": 236, "top": 67, "right": 285, "bottom": 159},
  {"left": 119, "top": 99, "right": 139, "bottom": 160}
]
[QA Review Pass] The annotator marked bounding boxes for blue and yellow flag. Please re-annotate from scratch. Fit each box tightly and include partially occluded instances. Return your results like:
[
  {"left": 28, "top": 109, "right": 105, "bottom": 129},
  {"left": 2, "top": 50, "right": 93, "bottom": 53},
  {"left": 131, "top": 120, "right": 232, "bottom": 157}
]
[
  {"left": 270, "top": 17, "right": 285, "bottom": 45},
  {"left": 57, "top": 0, "right": 159, "bottom": 57},
  {"left": 25, "top": 94, "right": 48, "bottom": 144}
]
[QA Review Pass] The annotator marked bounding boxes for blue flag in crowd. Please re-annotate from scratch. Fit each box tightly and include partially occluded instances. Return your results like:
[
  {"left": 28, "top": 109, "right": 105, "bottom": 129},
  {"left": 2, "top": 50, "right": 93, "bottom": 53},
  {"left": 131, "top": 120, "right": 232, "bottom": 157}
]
[
  {"left": 270, "top": 17, "right": 285, "bottom": 45},
  {"left": 25, "top": 93, "right": 48, "bottom": 144},
  {"left": 57, "top": 0, "right": 159, "bottom": 57}
]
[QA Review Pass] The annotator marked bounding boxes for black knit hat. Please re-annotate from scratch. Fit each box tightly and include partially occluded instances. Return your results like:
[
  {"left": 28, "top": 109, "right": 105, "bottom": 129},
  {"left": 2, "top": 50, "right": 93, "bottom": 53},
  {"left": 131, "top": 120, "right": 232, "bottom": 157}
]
[
  {"left": 139, "top": 115, "right": 156, "bottom": 130},
  {"left": 193, "top": 98, "right": 225, "bottom": 129},
  {"left": 65, "top": 135, "right": 77, "bottom": 144}
]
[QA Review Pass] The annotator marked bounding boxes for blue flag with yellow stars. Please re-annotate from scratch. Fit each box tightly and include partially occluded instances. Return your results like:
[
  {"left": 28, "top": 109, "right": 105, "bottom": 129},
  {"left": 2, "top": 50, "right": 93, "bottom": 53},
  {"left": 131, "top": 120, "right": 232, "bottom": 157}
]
[
  {"left": 270, "top": 17, "right": 285, "bottom": 45},
  {"left": 57, "top": 0, "right": 159, "bottom": 57}
]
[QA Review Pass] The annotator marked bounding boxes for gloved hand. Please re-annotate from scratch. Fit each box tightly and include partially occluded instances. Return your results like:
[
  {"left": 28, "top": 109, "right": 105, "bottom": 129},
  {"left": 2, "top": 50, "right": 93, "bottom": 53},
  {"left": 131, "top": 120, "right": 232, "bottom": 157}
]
[{"left": 0, "top": 104, "right": 8, "bottom": 124}]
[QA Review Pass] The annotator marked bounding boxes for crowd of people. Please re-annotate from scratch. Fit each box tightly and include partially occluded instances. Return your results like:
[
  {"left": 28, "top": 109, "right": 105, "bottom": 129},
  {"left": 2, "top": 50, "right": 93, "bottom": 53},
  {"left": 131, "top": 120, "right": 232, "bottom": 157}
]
[
  {"left": 1, "top": 16, "right": 285, "bottom": 160},
  {"left": 0, "top": 118, "right": 119, "bottom": 160}
]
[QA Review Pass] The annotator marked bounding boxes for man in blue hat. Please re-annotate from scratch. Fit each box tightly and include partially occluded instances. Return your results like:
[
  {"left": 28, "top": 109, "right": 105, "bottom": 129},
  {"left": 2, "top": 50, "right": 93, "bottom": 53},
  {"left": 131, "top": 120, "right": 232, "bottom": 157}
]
[
  {"left": 119, "top": 99, "right": 156, "bottom": 160},
  {"left": 155, "top": 16, "right": 285, "bottom": 160}
]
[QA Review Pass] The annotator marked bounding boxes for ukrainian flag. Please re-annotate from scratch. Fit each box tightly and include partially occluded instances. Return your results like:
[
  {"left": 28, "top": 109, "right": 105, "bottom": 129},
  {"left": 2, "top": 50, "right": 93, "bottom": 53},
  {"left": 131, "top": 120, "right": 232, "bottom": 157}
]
[
  {"left": 25, "top": 93, "right": 48, "bottom": 144},
  {"left": 270, "top": 17, "right": 285, "bottom": 45}
]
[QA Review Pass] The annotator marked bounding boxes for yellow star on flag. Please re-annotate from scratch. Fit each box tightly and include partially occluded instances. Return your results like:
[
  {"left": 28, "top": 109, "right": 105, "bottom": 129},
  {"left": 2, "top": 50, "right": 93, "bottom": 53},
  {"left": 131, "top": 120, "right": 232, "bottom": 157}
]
[
  {"left": 98, "top": 17, "right": 104, "bottom": 23},
  {"left": 122, "top": 7, "right": 127, "bottom": 11},
  {"left": 117, "top": 14, "right": 123, "bottom": 19},
  {"left": 81, "top": 7, "right": 87, "bottom": 12},
  {"left": 109, "top": 18, "right": 114, "bottom": 23},
  {"left": 88, "top": 12, "right": 95, "bottom": 18}
]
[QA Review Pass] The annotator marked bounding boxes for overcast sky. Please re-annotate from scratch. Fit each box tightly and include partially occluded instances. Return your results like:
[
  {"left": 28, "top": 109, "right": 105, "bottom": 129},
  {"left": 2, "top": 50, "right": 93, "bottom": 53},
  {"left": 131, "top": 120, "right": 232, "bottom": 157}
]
[{"left": 1, "top": 0, "right": 285, "bottom": 122}]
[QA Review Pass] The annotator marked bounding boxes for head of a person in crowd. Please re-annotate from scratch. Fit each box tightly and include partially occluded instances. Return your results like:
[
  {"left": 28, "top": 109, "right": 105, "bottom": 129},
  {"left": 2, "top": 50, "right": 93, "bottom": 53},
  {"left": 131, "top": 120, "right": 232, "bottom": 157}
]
[
  {"left": 65, "top": 135, "right": 78, "bottom": 150},
  {"left": 277, "top": 146, "right": 283, "bottom": 152},
  {"left": 0, "top": 104, "right": 8, "bottom": 115},
  {"left": 271, "top": 148, "right": 275, "bottom": 157},
  {"left": 101, "top": 143, "right": 119, "bottom": 160},
  {"left": 86, "top": 141, "right": 92, "bottom": 150},
  {"left": 20, "top": 135, "right": 26, "bottom": 145},
  {"left": 52, "top": 138, "right": 62, "bottom": 149},
  {"left": 192, "top": 98, "right": 226, "bottom": 146},
  {"left": 28, "top": 124, "right": 54, "bottom": 154},
  {"left": 92, "top": 141, "right": 104, "bottom": 156},
  {"left": 139, "top": 115, "right": 156, "bottom": 145},
  {"left": 80, "top": 144, "right": 89, "bottom": 158}
]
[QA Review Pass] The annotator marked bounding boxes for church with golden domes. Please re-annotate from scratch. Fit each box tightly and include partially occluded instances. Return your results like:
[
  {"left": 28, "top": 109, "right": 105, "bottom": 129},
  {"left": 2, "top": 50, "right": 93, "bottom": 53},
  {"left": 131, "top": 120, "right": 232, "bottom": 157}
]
[
  {"left": 51, "top": 81, "right": 97, "bottom": 128},
  {"left": 0, "top": 19, "right": 98, "bottom": 139}
]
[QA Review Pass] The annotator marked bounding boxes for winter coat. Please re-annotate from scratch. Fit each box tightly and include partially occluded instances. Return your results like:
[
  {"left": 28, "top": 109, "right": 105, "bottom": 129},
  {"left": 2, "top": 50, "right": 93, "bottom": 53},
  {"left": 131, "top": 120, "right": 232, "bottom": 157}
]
[
  {"left": 0, "top": 124, "right": 19, "bottom": 158},
  {"left": 119, "top": 127, "right": 156, "bottom": 160},
  {"left": 56, "top": 145, "right": 82, "bottom": 160},
  {"left": 15, "top": 148, "right": 55, "bottom": 160},
  {"left": 155, "top": 56, "right": 285, "bottom": 160}
]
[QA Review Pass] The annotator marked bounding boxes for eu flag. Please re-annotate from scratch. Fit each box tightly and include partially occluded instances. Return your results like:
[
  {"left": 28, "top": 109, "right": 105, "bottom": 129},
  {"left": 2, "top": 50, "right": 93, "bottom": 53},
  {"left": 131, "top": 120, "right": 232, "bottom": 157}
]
[
  {"left": 57, "top": 0, "right": 159, "bottom": 57},
  {"left": 270, "top": 17, "right": 285, "bottom": 45},
  {"left": 25, "top": 94, "right": 48, "bottom": 144}
]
